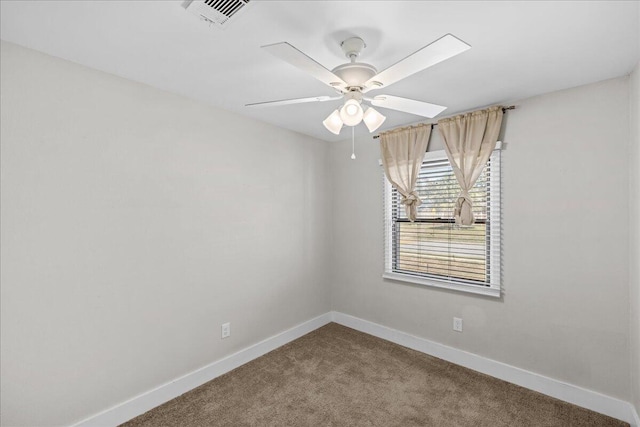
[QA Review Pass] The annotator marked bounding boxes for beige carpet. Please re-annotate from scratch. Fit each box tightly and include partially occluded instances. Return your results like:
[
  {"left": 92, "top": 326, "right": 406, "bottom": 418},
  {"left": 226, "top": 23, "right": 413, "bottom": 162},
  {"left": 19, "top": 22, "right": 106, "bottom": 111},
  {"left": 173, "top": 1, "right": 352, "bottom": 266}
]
[{"left": 122, "top": 323, "right": 628, "bottom": 427}]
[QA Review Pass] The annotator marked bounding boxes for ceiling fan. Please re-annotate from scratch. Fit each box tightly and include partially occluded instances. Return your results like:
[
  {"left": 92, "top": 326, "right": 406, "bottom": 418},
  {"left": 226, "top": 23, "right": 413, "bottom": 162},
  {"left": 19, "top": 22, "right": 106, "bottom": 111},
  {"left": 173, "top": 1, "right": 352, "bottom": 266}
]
[{"left": 246, "top": 34, "right": 471, "bottom": 135}]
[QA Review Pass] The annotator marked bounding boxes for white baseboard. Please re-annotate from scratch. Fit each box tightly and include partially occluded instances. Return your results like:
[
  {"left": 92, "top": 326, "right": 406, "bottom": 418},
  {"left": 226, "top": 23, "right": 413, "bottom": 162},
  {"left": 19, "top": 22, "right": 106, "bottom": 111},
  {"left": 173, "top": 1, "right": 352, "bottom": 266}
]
[
  {"left": 72, "top": 311, "right": 637, "bottom": 427},
  {"left": 331, "top": 311, "right": 637, "bottom": 426},
  {"left": 72, "top": 313, "right": 332, "bottom": 427}
]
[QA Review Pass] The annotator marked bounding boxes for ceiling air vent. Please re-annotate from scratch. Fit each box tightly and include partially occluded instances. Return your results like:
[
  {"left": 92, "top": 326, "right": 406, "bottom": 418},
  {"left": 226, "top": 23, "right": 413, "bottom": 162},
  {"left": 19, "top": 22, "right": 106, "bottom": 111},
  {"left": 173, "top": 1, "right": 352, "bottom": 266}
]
[{"left": 184, "top": 0, "right": 251, "bottom": 29}]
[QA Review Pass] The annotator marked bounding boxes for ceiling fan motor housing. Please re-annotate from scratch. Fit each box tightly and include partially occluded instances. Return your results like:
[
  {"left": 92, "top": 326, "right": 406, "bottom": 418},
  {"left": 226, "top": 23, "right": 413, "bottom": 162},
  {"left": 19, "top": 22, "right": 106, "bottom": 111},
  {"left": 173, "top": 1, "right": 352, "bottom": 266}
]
[{"left": 332, "top": 63, "right": 377, "bottom": 89}]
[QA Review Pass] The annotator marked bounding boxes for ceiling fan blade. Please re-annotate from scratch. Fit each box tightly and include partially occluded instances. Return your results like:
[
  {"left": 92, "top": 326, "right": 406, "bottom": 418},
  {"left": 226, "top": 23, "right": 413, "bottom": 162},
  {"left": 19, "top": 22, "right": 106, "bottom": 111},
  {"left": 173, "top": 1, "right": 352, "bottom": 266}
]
[
  {"left": 370, "top": 95, "right": 447, "bottom": 118},
  {"left": 246, "top": 95, "right": 341, "bottom": 108},
  {"left": 262, "top": 42, "right": 348, "bottom": 91},
  {"left": 364, "top": 34, "right": 471, "bottom": 91}
]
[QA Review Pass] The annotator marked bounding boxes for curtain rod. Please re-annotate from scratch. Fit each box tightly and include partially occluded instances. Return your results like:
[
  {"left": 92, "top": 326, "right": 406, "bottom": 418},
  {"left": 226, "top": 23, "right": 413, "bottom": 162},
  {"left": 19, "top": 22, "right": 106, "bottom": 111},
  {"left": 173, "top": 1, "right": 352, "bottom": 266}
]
[{"left": 371, "top": 105, "right": 515, "bottom": 139}]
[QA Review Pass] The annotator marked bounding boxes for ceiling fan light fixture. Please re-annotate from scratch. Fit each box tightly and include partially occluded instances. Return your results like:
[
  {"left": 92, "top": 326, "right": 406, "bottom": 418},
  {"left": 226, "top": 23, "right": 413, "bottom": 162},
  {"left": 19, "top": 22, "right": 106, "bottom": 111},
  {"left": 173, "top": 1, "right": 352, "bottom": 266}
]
[
  {"left": 339, "top": 99, "right": 364, "bottom": 126},
  {"left": 363, "top": 107, "right": 386, "bottom": 133},
  {"left": 323, "top": 109, "right": 344, "bottom": 135}
]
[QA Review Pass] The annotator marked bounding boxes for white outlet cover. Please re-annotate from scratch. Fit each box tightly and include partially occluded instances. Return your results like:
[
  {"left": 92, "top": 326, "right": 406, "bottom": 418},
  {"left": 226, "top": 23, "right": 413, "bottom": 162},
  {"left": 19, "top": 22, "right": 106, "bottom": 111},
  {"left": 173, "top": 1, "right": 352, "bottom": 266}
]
[
  {"left": 221, "top": 322, "right": 231, "bottom": 338},
  {"left": 453, "top": 317, "right": 463, "bottom": 332}
]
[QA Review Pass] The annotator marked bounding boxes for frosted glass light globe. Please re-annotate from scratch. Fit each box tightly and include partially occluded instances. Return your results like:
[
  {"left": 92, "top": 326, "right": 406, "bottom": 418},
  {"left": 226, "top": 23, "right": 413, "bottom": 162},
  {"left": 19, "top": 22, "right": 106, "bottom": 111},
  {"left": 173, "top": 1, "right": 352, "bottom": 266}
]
[
  {"left": 339, "top": 99, "right": 364, "bottom": 126},
  {"left": 322, "top": 109, "right": 343, "bottom": 135},
  {"left": 363, "top": 107, "right": 386, "bottom": 133}
]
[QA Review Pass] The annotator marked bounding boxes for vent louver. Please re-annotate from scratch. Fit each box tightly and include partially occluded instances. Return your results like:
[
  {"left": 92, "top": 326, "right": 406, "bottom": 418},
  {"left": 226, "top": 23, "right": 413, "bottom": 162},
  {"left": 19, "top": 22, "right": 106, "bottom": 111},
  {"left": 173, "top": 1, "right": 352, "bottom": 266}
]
[{"left": 184, "top": 0, "right": 251, "bottom": 29}]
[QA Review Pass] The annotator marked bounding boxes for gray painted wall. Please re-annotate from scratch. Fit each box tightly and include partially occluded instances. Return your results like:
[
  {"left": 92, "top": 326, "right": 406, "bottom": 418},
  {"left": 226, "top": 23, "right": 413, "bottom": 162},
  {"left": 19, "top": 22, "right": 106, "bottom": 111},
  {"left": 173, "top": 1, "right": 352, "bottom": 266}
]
[
  {"left": 329, "top": 76, "right": 631, "bottom": 401},
  {"left": 630, "top": 62, "right": 640, "bottom": 416},
  {"left": 0, "top": 41, "right": 331, "bottom": 426}
]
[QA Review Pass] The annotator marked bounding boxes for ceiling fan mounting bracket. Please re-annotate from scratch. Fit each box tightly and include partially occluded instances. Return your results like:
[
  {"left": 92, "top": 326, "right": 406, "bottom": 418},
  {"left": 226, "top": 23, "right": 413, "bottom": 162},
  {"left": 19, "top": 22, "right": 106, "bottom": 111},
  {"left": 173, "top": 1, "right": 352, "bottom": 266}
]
[{"left": 340, "top": 37, "right": 366, "bottom": 61}]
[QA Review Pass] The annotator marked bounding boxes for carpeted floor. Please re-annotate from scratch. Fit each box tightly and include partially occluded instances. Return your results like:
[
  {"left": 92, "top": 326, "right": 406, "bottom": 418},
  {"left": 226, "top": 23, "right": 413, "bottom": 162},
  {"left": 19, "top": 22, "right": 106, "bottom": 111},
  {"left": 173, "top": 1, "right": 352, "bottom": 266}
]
[{"left": 122, "top": 323, "right": 628, "bottom": 426}]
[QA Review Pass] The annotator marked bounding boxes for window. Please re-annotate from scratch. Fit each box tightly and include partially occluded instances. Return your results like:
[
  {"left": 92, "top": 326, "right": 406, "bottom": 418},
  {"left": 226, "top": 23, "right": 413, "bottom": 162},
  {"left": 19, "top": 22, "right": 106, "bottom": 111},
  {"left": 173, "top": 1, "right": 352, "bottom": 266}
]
[{"left": 383, "top": 145, "right": 502, "bottom": 297}]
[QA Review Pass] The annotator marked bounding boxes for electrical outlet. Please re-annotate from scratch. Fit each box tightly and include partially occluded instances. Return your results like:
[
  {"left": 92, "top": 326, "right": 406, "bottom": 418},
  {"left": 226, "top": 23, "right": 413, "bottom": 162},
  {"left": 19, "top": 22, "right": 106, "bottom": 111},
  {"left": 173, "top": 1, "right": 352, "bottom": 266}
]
[
  {"left": 221, "top": 322, "right": 230, "bottom": 339},
  {"left": 453, "top": 317, "right": 463, "bottom": 332}
]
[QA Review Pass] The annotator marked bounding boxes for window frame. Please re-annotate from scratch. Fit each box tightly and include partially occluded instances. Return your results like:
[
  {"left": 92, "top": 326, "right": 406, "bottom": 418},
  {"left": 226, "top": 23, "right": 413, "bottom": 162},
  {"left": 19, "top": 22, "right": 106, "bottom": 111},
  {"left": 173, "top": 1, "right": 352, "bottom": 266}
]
[{"left": 383, "top": 143, "right": 502, "bottom": 298}]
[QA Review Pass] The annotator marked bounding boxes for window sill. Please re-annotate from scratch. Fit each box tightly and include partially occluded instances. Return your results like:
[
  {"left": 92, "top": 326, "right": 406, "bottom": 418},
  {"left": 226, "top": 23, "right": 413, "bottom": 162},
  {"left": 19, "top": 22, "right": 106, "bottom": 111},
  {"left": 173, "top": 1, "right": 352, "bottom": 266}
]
[{"left": 382, "top": 272, "right": 501, "bottom": 298}]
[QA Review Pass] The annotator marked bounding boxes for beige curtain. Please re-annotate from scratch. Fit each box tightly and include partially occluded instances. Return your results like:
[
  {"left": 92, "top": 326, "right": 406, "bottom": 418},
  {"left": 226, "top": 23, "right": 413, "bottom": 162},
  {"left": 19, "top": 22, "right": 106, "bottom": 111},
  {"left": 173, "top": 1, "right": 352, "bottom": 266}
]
[
  {"left": 380, "top": 124, "right": 432, "bottom": 221},
  {"left": 438, "top": 106, "right": 503, "bottom": 225}
]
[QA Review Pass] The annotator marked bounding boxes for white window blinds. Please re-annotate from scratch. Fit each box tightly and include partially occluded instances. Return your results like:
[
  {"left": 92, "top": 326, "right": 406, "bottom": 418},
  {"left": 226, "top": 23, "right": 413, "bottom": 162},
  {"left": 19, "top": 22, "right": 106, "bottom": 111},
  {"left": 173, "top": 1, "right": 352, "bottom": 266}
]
[{"left": 383, "top": 148, "right": 502, "bottom": 297}]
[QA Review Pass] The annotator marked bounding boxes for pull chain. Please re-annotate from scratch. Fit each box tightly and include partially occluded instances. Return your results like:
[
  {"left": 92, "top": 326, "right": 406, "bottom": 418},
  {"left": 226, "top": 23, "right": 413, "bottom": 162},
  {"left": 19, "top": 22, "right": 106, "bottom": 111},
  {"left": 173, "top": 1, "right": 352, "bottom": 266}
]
[{"left": 351, "top": 127, "right": 356, "bottom": 160}]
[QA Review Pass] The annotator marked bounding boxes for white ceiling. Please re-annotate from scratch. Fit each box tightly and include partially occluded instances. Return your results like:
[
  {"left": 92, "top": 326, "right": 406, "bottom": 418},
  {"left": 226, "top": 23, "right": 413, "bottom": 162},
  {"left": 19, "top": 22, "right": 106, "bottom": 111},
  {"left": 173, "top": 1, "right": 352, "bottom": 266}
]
[{"left": 1, "top": 1, "right": 638, "bottom": 142}]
